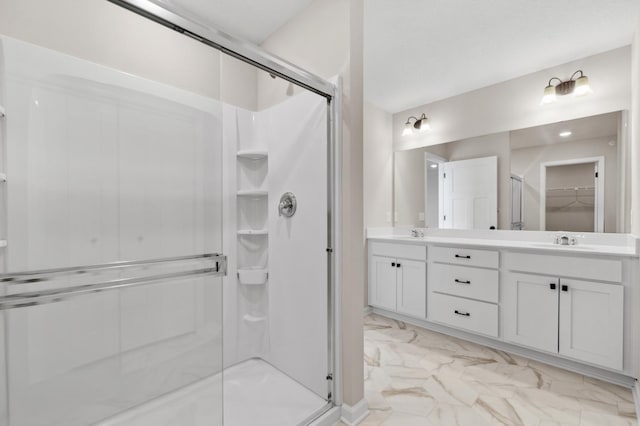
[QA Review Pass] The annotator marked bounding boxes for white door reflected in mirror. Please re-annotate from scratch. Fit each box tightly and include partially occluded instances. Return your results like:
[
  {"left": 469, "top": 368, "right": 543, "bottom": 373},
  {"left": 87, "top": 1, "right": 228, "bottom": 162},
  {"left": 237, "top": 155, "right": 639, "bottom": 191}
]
[{"left": 439, "top": 156, "right": 498, "bottom": 230}]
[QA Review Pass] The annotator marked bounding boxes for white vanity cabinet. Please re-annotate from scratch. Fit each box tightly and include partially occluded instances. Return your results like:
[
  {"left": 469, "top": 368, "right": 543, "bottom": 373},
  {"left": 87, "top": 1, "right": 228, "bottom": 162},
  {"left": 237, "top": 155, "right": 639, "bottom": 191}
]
[
  {"left": 503, "top": 253, "right": 624, "bottom": 370},
  {"left": 368, "top": 242, "right": 427, "bottom": 318},
  {"left": 367, "top": 235, "right": 636, "bottom": 378},
  {"left": 428, "top": 246, "right": 499, "bottom": 337}
]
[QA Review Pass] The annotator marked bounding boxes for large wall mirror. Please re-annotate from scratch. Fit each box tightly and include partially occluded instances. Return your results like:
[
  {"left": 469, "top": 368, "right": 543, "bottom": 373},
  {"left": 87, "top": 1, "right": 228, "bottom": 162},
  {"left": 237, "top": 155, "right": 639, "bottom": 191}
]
[{"left": 394, "top": 110, "right": 629, "bottom": 233}]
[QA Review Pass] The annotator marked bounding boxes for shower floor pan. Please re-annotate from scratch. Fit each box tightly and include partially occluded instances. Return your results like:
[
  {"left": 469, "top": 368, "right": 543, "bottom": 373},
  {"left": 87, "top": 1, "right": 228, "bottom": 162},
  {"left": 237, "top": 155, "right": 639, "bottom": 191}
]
[{"left": 100, "top": 358, "right": 326, "bottom": 426}]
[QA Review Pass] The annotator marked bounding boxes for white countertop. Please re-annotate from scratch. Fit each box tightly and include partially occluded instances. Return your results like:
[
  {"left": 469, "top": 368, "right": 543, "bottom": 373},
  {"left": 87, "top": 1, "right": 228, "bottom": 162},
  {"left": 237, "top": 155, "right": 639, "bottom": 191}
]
[{"left": 367, "top": 228, "right": 639, "bottom": 257}]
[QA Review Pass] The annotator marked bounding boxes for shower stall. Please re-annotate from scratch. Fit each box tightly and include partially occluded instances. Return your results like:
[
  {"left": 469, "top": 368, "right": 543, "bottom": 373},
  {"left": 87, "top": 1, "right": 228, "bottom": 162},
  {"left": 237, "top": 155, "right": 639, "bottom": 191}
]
[{"left": 0, "top": 1, "right": 340, "bottom": 425}]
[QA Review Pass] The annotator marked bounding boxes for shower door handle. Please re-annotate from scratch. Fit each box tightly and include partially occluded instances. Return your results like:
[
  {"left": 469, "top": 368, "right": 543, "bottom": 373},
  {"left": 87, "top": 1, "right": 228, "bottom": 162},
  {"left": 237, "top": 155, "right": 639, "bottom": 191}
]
[{"left": 278, "top": 192, "right": 297, "bottom": 217}]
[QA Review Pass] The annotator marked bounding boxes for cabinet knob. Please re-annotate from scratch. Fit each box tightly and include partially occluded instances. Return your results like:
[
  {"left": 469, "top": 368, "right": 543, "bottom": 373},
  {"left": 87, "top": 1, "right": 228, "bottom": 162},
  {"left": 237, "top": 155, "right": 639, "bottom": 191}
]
[
  {"left": 549, "top": 283, "right": 556, "bottom": 290},
  {"left": 396, "top": 263, "right": 401, "bottom": 268},
  {"left": 391, "top": 262, "right": 396, "bottom": 267},
  {"left": 561, "top": 285, "right": 568, "bottom": 292}
]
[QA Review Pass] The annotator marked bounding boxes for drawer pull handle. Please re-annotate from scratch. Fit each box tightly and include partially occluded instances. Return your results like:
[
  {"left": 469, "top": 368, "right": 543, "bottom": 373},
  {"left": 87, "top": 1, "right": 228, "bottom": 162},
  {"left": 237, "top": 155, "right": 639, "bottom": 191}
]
[
  {"left": 561, "top": 285, "right": 568, "bottom": 292},
  {"left": 549, "top": 283, "right": 556, "bottom": 290},
  {"left": 454, "top": 279, "right": 471, "bottom": 285},
  {"left": 454, "top": 310, "right": 470, "bottom": 317},
  {"left": 455, "top": 254, "right": 471, "bottom": 259}
]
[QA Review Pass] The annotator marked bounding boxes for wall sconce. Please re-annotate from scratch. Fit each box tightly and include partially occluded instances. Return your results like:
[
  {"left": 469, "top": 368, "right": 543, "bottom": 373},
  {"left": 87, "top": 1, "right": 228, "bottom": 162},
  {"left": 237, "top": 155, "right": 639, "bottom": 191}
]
[
  {"left": 402, "top": 113, "right": 431, "bottom": 136},
  {"left": 541, "top": 70, "right": 591, "bottom": 104}
]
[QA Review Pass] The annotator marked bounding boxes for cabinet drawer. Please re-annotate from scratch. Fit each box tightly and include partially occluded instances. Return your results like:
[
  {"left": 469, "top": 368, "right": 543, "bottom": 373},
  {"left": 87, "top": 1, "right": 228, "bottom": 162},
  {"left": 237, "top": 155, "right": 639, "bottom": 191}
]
[
  {"left": 503, "top": 252, "right": 622, "bottom": 283},
  {"left": 369, "top": 241, "right": 426, "bottom": 261},
  {"left": 429, "top": 263, "right": 498, "bottom": 303},
  {"left": 430, "top": 246, "right": 498, "bottom": 269},
  {"left": 429, "top": 293, "right": 498, "bottom": 337}
]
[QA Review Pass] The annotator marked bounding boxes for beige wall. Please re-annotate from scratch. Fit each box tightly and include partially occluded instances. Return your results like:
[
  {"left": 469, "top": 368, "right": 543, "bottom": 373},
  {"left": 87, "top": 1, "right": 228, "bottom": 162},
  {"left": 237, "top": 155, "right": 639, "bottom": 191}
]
[
  {"left": 0, "top": 0, "right": 221, "bottom": 99},
  {"left": 364, "top": 102, "right": 393, "bottom": 227},
  {"left": 511, "top": 136, "right": 618, "bottom": 232},
  {"left": 394, "top": 47, "right": 631, "bottom": 151},
  {"left": 259, "top": 0, "right": 365, "bottom": 407},
  {"left": 394, "top": 148, "right": 427, "bottom": 227},
  {"left": 220, "top": 54, "right": 258, "bottom": 111},
  {"left": 632, "top": 19, "right": 640, "bottom": 235}
]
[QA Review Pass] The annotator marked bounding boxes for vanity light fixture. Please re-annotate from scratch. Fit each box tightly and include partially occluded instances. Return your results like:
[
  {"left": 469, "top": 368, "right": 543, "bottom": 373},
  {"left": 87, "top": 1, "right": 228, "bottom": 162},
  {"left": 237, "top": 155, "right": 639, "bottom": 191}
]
[
  {"left": 541, "top": 70, "right": 591, "bottom": 104},
  {"left": 559, "top": 131, "right": 572, "bottom": 137},
  {"left": 402, "top": 113, "right": 431, "bottom": 136}
]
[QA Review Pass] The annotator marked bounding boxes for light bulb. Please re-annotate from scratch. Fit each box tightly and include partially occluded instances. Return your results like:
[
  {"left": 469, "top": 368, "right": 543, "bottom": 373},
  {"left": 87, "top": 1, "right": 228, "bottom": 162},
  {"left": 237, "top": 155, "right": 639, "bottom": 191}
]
[
  {"left": 574, "top": 75, "right": 591, "bottom": 96},
  {"left": 541, "top": 84, "right": 557, "bottom": 104},
  {"left": 402, "top": 121, "right": 413, "bottom": 137}
]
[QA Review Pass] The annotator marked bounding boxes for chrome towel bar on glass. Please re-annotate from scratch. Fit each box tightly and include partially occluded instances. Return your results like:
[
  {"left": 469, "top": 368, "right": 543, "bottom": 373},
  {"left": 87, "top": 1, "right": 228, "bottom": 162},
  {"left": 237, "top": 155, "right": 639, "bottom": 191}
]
[
  {"left": 0, "top": 253, "right": 226, "bottom": 310},
  {"left": 1, "top": 252, "right": 224, "bottom": 283}
]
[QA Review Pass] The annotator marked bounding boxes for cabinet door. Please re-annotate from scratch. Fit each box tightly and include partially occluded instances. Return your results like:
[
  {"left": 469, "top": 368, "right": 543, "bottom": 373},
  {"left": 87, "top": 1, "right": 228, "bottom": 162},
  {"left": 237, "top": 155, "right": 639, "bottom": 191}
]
[
  {"left": 559, "top": 279, "right": 623, "bottom": 370},
  {"left": 369, "top": 255, "right": 397, "bottom": 310},
  {"left": 396, "top": 260, "right": 426, "bottom": 318},
  {"left": 504, "top": 272, "right": 559, "bottom": 353}
]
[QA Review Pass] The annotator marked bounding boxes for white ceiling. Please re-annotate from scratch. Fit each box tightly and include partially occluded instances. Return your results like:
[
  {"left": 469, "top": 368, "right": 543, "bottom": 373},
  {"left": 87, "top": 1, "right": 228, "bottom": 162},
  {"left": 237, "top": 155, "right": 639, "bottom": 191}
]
[
  {"left": 509, "top": 111, "right": 619, "bottom": 150},
  {"left": 365, "top": 0, "right": 640, "bottom": 113},
  {"left": 150, "top": 0, "right": 314, "bottom": 44}
]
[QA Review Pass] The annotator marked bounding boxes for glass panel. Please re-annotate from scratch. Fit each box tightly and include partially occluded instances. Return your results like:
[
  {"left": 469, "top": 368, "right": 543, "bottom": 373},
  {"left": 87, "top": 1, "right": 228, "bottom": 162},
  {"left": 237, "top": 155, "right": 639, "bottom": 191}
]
[
  {"left": 221, "top": 56, "right": 331, "bottom": 425},
  {"left": 0, "top": 2, "right": 223, "bottom": 424}
]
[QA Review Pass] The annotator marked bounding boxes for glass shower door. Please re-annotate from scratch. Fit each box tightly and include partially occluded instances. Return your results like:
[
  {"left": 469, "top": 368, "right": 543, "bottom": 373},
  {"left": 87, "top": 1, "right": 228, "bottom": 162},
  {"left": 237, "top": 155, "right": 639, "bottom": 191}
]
[{"left": 0, "top": 32, "right": 225, "bottom": 426}]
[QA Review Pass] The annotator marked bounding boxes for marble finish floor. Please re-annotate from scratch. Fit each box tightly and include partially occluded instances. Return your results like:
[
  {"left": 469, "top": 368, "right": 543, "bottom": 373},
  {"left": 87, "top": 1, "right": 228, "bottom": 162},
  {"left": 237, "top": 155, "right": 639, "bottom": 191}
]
[{"left": 359, "top": 314, "right": 637, "bottom": 426}]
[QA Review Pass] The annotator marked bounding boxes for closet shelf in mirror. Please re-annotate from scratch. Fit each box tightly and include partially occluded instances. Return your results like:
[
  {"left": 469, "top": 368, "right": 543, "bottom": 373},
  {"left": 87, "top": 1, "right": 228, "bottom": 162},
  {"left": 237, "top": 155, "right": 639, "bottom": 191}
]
[
  {"left": 237, "top": 229, "right": 268, "bottom": 236},
  {"left": 237, "top": 150, "right": 268, "bottom": 160},
  {"left": 547, "top": 186, "right": 595, "bottom": 192},
  {"left": 237, "top": 189, "right": 268, "bottom": 197}
]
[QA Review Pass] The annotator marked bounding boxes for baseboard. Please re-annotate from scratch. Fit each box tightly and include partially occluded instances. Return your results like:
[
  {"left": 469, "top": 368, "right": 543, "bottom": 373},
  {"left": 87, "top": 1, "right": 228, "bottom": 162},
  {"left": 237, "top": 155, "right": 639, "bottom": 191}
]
[
  {"left": 363, "top": 306, "right": 373, "bottom": 316},
  {"left": 340, "top": 399, "right": 369, "bottom": 425},
  {"left": 632, "top": 380, "right": 640, "bottom": 420}
]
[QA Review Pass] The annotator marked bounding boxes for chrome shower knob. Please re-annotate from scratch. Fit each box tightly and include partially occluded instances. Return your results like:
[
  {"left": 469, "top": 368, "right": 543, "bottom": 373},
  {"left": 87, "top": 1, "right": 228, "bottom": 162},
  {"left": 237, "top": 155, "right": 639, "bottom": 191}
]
[{"left": 278, "top": 192, "right": 297, "bottom": 217}]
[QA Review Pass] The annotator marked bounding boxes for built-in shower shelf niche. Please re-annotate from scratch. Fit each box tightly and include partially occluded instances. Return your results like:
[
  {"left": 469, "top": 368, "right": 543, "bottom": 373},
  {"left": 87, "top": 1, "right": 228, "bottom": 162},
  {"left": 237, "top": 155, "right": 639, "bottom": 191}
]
[
  {"left": 237, "top": 268, "right": 268, "bottom": 285},
  {"left": 237, "top": 150, "right": 268, "bottom": 160},
  {"left": 237, "top": 189, "right": 268, "bottom": 197},
  {"left": 243, "top": 314, "right": 267, "bottom": 324},
  {"left": 237, "top": 229, "right": 268, "bottom": 236}
]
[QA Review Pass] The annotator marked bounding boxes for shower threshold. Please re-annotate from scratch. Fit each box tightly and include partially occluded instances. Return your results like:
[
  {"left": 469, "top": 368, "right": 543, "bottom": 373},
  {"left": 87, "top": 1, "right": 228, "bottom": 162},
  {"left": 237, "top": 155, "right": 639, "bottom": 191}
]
[{"left": 99, "top": 358, "right": 327, "bottom": 426}]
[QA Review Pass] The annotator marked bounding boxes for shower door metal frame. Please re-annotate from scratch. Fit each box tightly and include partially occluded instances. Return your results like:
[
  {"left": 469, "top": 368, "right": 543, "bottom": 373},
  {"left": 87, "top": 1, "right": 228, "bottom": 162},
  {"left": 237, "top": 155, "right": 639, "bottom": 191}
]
[{"left": 105, "top": 0, "right": 342, "bottom": 419}]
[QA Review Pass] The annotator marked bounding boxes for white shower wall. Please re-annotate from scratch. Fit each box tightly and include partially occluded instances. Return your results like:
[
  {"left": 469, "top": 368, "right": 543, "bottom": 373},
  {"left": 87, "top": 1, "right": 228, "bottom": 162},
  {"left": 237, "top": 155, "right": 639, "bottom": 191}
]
[{"left": 222, "top": 92, "right": 328, "bottom": 398}]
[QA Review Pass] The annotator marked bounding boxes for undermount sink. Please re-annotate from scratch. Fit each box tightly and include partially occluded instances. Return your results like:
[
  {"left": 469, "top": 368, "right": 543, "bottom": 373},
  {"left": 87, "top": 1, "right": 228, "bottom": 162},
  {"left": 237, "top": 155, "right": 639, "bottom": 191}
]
[{"left": 529, "top": 242, "right": 593, "bottom": 250}]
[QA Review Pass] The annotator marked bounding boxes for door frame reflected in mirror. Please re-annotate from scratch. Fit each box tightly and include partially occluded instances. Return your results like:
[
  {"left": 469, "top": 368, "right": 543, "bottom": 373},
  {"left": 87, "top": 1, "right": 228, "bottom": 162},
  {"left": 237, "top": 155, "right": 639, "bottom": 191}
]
[{"left": 539, "top": 156, "right": 605, "bottom": 232}]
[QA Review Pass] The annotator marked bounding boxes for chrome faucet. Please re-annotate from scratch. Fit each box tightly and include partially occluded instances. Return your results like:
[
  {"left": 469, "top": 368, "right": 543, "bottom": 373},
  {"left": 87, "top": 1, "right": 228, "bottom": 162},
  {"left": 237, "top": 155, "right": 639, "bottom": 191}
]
[
  {"left": 554, "top": 233, "right": 576, "bottom": 246},
  {"left": 411, "top": 228, "right": 424, "bottom": 238}
]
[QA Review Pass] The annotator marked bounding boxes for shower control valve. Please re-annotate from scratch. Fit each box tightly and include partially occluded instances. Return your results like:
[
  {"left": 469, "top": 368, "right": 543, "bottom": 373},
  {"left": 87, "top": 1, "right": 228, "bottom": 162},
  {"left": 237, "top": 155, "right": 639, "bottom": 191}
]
[{"left": 278, "top": 192, "right": 297, "bottom": 217}]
